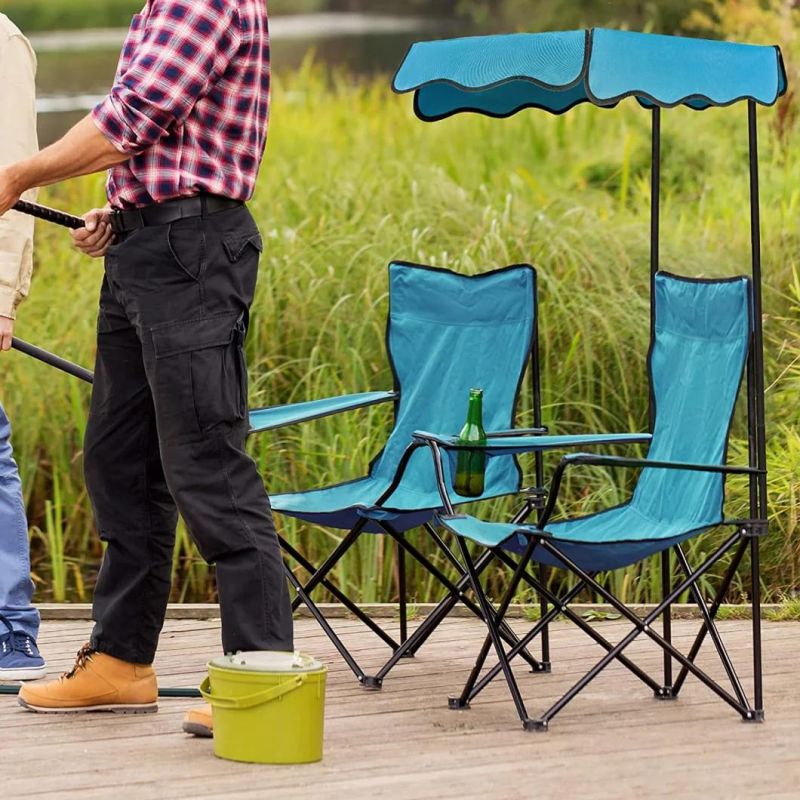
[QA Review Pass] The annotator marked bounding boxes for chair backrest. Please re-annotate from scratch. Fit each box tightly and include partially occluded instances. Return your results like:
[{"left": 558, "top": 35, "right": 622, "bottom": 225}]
[
  {"left": 631, "top": 271, "right": 751, "bottom": 527},
  {"left": 372, "top": 262, "right": 536, "bottom": 502}
]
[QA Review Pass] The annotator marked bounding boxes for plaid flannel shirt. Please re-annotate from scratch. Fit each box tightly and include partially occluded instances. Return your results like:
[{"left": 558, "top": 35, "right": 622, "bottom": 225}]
[{"left": 93, "top": 0, "right": 270, "bottom": 209}]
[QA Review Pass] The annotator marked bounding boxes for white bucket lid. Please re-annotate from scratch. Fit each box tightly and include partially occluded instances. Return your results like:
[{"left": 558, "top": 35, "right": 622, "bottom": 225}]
[{"left": 209, "top": 650, "right": 324, "bottom": 674}]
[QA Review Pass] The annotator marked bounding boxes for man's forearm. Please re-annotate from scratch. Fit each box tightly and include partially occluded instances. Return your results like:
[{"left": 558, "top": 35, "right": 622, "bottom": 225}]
[{"left": 6, "top": 115, "right": 129, "bottom": 195}]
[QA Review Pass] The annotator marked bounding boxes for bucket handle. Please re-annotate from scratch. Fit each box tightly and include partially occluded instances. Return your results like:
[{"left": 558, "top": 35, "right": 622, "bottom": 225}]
[{"left": 199, "top": 674, "right": 306, "bottom": 710}]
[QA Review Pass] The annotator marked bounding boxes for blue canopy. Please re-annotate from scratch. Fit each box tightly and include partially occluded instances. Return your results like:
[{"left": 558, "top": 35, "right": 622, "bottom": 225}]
[{"left": 393, "top": 28, "right": 787, "bottom": 121}]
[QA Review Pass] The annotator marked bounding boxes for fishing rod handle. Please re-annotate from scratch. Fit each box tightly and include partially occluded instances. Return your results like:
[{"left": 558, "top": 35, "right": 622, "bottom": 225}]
[
  {"left": 11, "top": 200, "right": 85, "bottom": 230},
  {"left": 11, "top": 338, "right": 94, "bottom": 384}
]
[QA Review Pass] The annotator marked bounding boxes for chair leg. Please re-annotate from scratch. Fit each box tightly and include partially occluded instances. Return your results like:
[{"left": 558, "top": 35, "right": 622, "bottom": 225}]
[
  {"left": 397, "top": 532, "right": 408, "bottom": 646},
  {"left": 749, "top": 534, "right": 765, "bottom": 722},
  {"left": 529, "top": 535, "right": 751, "bottom": 727},
  {"left": 382, "top": 523, "right": 542, "bottom": 671},
  {"left": 674, "top": 545, "right": 750, "bottom": 709},
  {"left": 425, "top": 522, "right": 464, "bottom": 574},
  {"left": 538, "top": 561, "right": 551, "bottom": 672},
  {"left": 289, "top": 521, "right": 366, "bottom": 611},
  {"left": 450, "top": 537, "right": 538, "bottom": 710},
  {"left": 672, "top": 538, "right": 748, "bottom": 696},
  {"left": 455, "top": 536, "right": 534, "bottom": 730},
  {"left": 283, "top": 564, "right": 367, "bottom": 683},
  {"left": 280, "top": 535, "right": 400, "bottom": 651},
  {"left": 469, "top": 564, "right": 661, "bottom": 704},
  {"left": 659, "top": 549, "right": 675, "bottom": 699},
  {"left": 367, "top": 547, "right": 499, "bottom": 686}
]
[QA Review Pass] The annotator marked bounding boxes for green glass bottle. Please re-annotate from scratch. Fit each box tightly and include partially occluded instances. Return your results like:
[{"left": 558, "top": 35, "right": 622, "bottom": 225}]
[{"left": 454, "top": 388, "right": 487, "bottom": 498}]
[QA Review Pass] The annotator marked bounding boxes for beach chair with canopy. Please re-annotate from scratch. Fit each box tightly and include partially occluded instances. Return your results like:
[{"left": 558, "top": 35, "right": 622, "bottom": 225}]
[{"left": 391, "top": 28, "right": 784, "bottom": 728}]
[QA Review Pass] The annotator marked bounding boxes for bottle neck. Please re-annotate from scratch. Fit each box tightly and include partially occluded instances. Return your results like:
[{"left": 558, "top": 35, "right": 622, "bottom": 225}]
[{"left": 466, "top": 394, "right": 483, "bottom": 426}]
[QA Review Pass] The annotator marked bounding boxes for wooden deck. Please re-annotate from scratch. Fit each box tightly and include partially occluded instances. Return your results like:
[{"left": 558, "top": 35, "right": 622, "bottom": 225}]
[{"left": 3, "top": 616, "right": 799, "bottom": 798}]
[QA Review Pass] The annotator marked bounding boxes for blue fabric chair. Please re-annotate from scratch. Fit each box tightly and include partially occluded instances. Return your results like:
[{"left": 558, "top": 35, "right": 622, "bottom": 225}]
[
  {"left": 250, "top": 261, "right": 649, "bottom": 685},
  {"left": 251, "top": 261, "right": 538, "bottom": 684},
  {"left": 415, "top": 272, "right": 764, "bottom": 729}
]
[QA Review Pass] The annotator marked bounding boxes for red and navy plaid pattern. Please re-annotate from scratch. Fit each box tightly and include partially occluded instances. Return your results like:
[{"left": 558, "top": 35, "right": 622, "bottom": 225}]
[{"left": 93, "top": 0, "right": 270, "bottom": 209}]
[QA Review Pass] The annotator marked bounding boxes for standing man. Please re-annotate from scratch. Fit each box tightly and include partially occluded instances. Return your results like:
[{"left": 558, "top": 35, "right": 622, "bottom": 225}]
[
  {"left": 0, "top": 12, "right": 46, "bottom": 681},
  {"left": 0, "top": 0, "right": 293, "bottom": 731}
]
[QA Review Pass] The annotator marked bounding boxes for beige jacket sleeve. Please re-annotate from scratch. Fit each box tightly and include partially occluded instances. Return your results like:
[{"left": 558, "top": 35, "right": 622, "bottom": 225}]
[{"left": 0, "top": 17, "right": 38, "bottom": 320}]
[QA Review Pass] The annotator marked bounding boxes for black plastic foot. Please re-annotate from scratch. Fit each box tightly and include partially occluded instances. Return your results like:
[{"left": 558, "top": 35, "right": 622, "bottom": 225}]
[
  {"left": 448, "top": 696, "right": 470, "bottom": 710},
  {"left": 361, "top": 676, "right": 383, "bottom": 690},
  {"left": 523, "top": 718, "right": 548, "bottom": 732},
  {"left": 742, "top": 709, "right": 765, "bottom": 723},
  {"left": 531, "top": 661, "right": 552, "bottom": 674},
  {"left": 654, "top": 686, "right": 677, "bottom": 700}
]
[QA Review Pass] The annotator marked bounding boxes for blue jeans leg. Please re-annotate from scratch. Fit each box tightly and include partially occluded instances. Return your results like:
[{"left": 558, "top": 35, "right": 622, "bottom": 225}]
[{"left": 0, "top": 402, "right": 39, "bottom": 640}]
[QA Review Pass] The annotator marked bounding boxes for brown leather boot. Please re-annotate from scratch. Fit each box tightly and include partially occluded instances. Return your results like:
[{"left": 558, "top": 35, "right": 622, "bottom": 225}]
[
  {"left": 18, "top": 644, "right": 157, "bottom": 714},
  {"left": 183, "top": 703, "right": 213, "bottom": 737}
]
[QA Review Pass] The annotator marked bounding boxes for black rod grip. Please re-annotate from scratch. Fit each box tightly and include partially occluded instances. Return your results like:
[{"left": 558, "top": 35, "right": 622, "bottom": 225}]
[
  {"left": 11, "top": 200, "right": 85, "bottom": 230},
  {"left": 11, "top": 338, "right": 94, "bottom": 384}
]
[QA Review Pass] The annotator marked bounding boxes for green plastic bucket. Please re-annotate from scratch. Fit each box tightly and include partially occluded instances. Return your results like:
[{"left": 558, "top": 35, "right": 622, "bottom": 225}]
[{"left": 200, "top": 651, "right": 327, "bottom": 764}]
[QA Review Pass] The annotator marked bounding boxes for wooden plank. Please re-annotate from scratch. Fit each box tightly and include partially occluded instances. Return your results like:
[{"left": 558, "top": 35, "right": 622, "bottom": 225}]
[
  {"left": 35, "top": 602, "right": 785, "bottom": 620},
  {"left": 1, "top": 618, "right": 798, "bottom": 799}
]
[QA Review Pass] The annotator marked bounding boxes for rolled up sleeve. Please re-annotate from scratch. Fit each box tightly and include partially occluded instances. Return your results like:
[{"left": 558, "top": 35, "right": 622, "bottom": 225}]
[
  {"left": 92, "top": 0, "right": 241, "bottom": 155},
  {"left": 0, "top": 30, "right": 38, "bottom": 319}
]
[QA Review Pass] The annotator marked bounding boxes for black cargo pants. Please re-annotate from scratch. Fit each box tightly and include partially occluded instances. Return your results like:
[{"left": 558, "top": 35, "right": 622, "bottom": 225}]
[{"left": 84, "top": 202, "right": 293, "bottom": 664}]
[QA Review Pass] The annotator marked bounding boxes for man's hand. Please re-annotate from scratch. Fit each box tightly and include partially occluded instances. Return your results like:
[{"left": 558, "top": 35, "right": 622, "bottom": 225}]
[
  {"left": 0, "top": 316, "right": 14, "bottom": 352},
  {"left": 0, "top": 165, "right": 24, "bottom": 217},
  {"left": 72, "top": 208, "right": 114, "bottom": 258}
]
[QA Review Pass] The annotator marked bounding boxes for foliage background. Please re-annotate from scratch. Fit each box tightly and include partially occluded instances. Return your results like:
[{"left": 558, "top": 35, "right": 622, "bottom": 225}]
[{"left": 2, "top": 1, "right": 798, "bottom": 607}]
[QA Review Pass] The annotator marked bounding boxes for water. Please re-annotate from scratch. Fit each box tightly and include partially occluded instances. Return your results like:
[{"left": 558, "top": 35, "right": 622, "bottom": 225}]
[
  {"left": 33, "top": 13, "right": 457, "bottom": 146},
  {"left": 32, "top": 3, "right": 704, "bottom": 146}
]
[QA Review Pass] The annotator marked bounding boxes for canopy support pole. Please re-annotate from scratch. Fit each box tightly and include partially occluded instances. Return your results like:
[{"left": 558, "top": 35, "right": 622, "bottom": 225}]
[
  {"left": 650, "top": 107, "right": 661, "bottom": 279},
  {"left": 746, "top": 99, "right": 766, "bottom": 718},
  {"left": 529, "top": 277, "right": 550, "bottom": 666},
  {"left": 649, "top": 107, "right": 661, "bottom": 435}
]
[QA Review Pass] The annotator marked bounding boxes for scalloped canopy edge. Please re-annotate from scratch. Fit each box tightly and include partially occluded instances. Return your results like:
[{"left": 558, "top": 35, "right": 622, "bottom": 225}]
[{"left": 392, "top": 28, "right": 788, "bottom": 120}]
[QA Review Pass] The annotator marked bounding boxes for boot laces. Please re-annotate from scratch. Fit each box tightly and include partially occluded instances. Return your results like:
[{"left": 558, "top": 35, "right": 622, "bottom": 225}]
[{"left": 64, "top": 644, "right": 96, "bottom": 680}]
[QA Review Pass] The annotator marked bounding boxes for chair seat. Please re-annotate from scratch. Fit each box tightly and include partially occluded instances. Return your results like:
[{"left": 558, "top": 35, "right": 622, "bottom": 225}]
[
  {"left": 273, "top": 477, "right": 514, "bottom": 534},
  {"left": 438, "top": 503, "right": 723, "bottom": 571}
]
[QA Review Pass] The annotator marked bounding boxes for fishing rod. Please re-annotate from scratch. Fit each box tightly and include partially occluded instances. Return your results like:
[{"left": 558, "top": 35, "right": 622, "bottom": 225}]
[
  {"left": 10, "top": 338, "right": 93, "bottom": 384},
  {"left": 12, "top": 200, "right": 85, "bottom": 230},
  {"left": 5, "top": 201, "right": 93, "bottom": 381}
]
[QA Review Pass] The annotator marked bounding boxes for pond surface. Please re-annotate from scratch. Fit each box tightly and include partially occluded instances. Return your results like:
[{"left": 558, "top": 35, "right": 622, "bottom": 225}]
[{"left": 34, "top": 13, "right": 460, "bottom": 145}]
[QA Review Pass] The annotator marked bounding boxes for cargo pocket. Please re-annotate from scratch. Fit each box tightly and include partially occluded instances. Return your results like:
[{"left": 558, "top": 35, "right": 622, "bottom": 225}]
[{"left": 151, "top": 311, "right": 248, "bottom": 438}]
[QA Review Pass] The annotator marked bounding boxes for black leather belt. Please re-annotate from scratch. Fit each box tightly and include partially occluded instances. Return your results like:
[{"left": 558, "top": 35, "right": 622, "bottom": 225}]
[{"left": 109, "top": 195, "right": 243, "bottom": 234}]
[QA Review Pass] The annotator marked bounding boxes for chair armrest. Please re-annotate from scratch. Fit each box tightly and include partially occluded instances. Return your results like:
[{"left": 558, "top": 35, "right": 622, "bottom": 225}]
[
  {"left": 249, "top": 390, "right": 397, "bottom": 434},
  {"left": 485, "top": 427, "right": 549, "bottom": 438},
  {"left": 411, "top": 431, "right": 652, "bottom": 455},
  {"left": 538, "top": 452, "right": 763, "bottom": 527},
  {"left": 560, "top": 452, "right": 762, "bottom": 476}
]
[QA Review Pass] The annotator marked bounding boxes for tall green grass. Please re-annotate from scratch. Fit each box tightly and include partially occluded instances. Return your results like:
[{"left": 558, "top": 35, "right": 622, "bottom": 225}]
[{"left": 6, "top": 60, "right": 798, "bottom": 606}]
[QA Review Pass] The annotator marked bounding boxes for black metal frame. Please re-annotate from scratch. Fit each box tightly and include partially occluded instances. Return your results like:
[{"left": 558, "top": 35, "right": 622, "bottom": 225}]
[
  {"left": 422, "top": 445, "right": 766, "bottom": 729},
  {"left": 410, "top": 101, "right": 770, "bottom": 730},
  {"left": 277, "top": 263, "right": 550, "bottom": 687}
]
